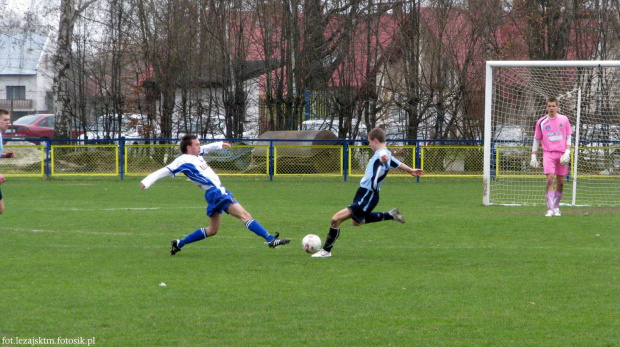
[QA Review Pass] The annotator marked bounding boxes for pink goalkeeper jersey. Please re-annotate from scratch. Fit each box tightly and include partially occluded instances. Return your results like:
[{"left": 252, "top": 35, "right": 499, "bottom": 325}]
[{"left": 534, "top": 114, "right": 572, "bottom": 153}]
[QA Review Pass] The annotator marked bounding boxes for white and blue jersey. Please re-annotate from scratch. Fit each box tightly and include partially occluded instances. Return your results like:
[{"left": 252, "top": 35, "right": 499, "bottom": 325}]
[
  {"left": 348, "top": 148, "right": 401, "bottom": 223},
  {"left": 141, "top": 142, "right": 237, "bottom": 216},
  {"left": 165, "top": 144, "right": 224, "bottom": 192}
]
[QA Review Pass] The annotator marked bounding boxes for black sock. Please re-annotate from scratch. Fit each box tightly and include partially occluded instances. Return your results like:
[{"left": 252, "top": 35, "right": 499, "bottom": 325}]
[
  {"left": 324, "top": 227, "right": 340, "bottom": 252},
  {"left": 365, "top": 212, "right": 392, "bottom": 223}
]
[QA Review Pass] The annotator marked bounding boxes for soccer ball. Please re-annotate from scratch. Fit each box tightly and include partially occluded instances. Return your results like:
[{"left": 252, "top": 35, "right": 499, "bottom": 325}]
[{"left": 302, "top": 234, "right": 322, "bottom": 254}]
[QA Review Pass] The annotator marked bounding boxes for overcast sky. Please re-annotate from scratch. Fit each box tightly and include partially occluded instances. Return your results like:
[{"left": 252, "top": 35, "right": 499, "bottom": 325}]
[
  {"left": 4, "top": 0, "right": 38, "bottom": 13},
  {"left": 2, "top": 0, "right": 59, "bottom": 27}
]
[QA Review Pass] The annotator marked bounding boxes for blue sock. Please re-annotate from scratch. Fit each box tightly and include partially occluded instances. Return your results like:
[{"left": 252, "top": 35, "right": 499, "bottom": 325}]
[
  {"left": 246, "top": 219, "right": 274, "bottom": 242},
  {"left": 179, "top": 228, "right": 207, "bottom": 247}
]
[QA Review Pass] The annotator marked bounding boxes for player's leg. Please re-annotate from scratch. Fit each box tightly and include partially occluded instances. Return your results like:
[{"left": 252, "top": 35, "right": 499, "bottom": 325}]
[
  {"left": 205, "top": 187, "right": 287, "bottom": 245},
  {"left": 543, "top": 153, "right": 557, "bottom": 216},
  {"left": 545, "top": 174, "right": 556, "bottom": 215},
  {"left": 327, "top": 207, "right": 353, "bottom": 248},
  {"left": 226, "top": 202, "right": 290, "bottom": 247},
  {"left": 312, "top": 207, "right": 351, "bottom": 258},
  {"left": 553, "top": 173, "right": 566, "bottom": 216},
  {"left": 347, "top": 193, "right": 404, "bottom": 225},
  {"left": 314, "top": 188, "right": 369, "bottom": 258},
  {"left": 170, "top": 214, "right": 222, "bottom": 255},
  {"left": 354, "top": 188, "right": 402, "bottom": 223},
  {"left": 227, "top": 202, "right": 268, "bottom": 239},
  {"left": 348, "top": 188, "right": 379, "bottom": 226},
  {"left": 364, "top": 209, "right": 404, "bottom": 224},
  {"left": 543, "top": 152, "right": 566, "bottom": 216},
  {"left": 0, "top": 188, "right": 4, "bottom": 214},
  {"left": 206, "top": 187, "right": 278, "bottom": 243},
  {"left": 331, "top": 206, "right": 352, "bottom": 228}
]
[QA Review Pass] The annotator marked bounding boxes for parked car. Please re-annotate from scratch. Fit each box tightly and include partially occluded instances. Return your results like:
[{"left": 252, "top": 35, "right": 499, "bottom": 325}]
[
  {"left": 302, "top": 119, "right": 367, "bottom": 140},
  {"left": 173, "top": 114, "right": 227, "bottom": 140},
  {"left": 2, "top": 114, "right": 83, "bottom": 143},
  {"left": 79, "top": 114, "right": 158, "bottom": 144}
]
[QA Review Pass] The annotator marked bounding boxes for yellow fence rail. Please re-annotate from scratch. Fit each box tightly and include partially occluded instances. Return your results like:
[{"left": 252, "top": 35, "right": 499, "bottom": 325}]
[
  {"left": 51, "top": 145, "right": 119, "bottom": 176},
  {"left": 123, "top": 144, "right": 271, "bottom": 176},
  {"left": 0, "top": 144, "right": 45, "bottom": 177},
  {"left": 274, "top": 145, "right": 342, "bottom": 176},
  {"left": 420, "top": 146, "right": 483, "bottom": 177},
  {"left": 2, "top": 141, "right": 618, "bottom": 181},
  {"left": 124, "top": 144, "right": 179, "bottom": 176}
]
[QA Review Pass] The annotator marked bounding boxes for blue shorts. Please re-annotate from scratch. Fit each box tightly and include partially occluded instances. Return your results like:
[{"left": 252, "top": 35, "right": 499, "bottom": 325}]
[
  {"left": 348, "top": 187, "right": 379, "bottom": 223},
  {"left": 205, "top": 187, "right": 237, "bottom": 217},
  {"left": 0, "top": 187, "right": 2, "bottom": 200}
]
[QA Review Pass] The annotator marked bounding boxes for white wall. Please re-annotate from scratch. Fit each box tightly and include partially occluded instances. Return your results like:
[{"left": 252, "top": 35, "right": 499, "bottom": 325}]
[{"left": 0, "top": 33, "right": 54, "bottom": 114}]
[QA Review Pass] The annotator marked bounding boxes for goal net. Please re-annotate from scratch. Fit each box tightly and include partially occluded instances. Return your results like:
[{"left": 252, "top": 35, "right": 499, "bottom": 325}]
[{"left": 483, "top": 61, "right": 620, "bottom": 206}]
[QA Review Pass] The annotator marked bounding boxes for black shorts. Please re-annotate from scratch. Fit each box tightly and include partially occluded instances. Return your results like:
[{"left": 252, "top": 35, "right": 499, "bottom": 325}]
[
  {"left": 347, "top": 187, "right": 379, "bottom": 223},
  {"left": 0, "top": 187, "right": 3, "bottom": 200}
]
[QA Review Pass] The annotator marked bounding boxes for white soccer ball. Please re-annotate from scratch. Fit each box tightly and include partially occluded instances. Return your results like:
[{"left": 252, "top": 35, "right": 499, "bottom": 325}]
[{"left": 302, "top": 234, "right": 322, "bottom": 254}]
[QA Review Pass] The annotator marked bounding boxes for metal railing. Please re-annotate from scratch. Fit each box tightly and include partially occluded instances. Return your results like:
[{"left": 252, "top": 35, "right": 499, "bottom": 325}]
[{"left": 0, "top": 99, "right": 34, "bottom": 110}]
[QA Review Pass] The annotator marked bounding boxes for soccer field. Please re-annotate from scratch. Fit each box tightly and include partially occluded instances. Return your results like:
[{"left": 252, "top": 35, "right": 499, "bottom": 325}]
[{"left": 1, "top": 177, "right": 619, "bottom": 346}]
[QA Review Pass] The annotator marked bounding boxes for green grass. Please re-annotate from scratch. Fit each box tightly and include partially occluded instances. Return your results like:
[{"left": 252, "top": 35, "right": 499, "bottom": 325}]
[{"left": 1, "top": 176, "right": 619, "bottom": 346}]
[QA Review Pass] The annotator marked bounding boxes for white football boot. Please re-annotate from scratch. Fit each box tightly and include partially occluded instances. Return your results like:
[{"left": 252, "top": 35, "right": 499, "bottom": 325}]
[
  {"left": 545, "top": 210, "right": 554, "bottom": 217},
  {"left": 389, "top": 208, "right": 406, "bottom": 224},
  {"left": 553, "top": 208, "right": 561, "bottom": 217},
  {"left": 311, "top": 249, "right": 332, "bottom": 258}
]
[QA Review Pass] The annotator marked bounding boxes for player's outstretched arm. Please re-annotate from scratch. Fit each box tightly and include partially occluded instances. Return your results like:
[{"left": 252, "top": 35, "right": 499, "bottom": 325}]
[
  {"left": 200, "top": 141, "right": 231, "bottom": 154},
  {"left": 399, "top": 162, "right": 424, "bottom": 177},
  {"left": 141, "top": 167, "right": 172, "bottom": 189}
]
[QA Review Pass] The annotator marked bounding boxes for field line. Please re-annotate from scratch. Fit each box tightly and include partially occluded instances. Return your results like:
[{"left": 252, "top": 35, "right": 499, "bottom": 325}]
[
  {"left": 26, "top": 206, "right": 203, "bottom": 211},
  {"left": 0, "top": 226, "right": 151, "bottom": 236}
]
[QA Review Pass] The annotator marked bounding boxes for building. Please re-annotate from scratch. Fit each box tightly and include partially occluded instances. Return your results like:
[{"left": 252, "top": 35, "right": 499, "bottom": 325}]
[{"left": 0, "top": 29, "right": 54, "bottom": 120}]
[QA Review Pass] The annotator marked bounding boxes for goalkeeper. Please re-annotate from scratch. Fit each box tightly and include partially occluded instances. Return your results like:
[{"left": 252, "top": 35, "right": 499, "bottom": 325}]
[{"left": 530, "top": 97, "right": 573, "bottom": 217}]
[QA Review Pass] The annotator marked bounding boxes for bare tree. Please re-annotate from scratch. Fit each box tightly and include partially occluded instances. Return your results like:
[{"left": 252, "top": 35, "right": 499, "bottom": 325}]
[
  {"left": 434, "top": 0, "right": 492, "bottom": 141},
  {"left": 46, "top": 0, "right": 620, "bottom": 143},
  {"left": 386, "top": 0, "right": 434, "bottom": 140},
  {"left": 256, "top": 0, "right": 361, "bottom": 134},
  {"left": 53, "top": 0, "right": 99, "bottom": 139},
  {"left": 265, "top": 1, "right": 297, "bottom": 131},
  {"left": 211, "top": 0, "right": 253, "bottom": 138},
  {"left": 328, "top": 0, "right": 386, "bottom": 139},
  {"left": 256, "top": 0, "right": 303, "bottom": 131}
]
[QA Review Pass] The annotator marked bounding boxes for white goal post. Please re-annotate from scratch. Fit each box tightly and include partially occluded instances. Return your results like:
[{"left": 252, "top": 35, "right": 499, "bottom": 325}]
[{"left": 483, "top": 60, "right": 620, "bottom": 206}]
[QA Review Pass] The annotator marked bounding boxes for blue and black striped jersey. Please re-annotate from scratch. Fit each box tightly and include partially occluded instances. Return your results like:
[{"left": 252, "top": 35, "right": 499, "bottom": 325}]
[{"left": 359, "top": 148, "right": 401, "bottom": 191}]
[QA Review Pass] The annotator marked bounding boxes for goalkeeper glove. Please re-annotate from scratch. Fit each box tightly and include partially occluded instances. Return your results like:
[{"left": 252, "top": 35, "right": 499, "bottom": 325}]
[
  {"left": 560, "top": 149, "right": 571, "bottom": 165},
  {"left": 530, "top": 154, "right": 539, "bottom": 168}
]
